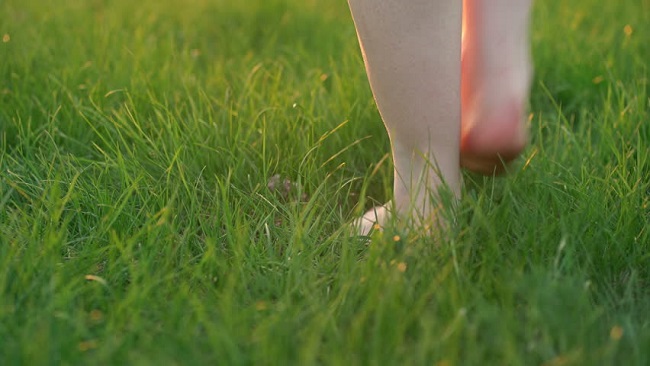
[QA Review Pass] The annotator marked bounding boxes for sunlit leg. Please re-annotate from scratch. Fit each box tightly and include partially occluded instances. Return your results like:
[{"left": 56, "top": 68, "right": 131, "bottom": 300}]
[
  {"left": 460, "top": 0, "right": 533, "bottom": 174},
  {"left": 348, "top": 0, "right": 462, "bottom": 234}
]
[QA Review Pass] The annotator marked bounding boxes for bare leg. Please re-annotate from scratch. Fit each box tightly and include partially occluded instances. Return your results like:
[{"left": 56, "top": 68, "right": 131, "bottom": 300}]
[
  {"left": 460, "top": 0, "right": 533, "bottom": 174},
  {"left": 348, "top": 0, "right": 462, "bottom": 234}
]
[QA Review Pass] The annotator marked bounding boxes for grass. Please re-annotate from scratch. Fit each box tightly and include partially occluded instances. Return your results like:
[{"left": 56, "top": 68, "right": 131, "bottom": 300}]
[{"left": 1, "top": 0, "right": 648, "bottom": 364}]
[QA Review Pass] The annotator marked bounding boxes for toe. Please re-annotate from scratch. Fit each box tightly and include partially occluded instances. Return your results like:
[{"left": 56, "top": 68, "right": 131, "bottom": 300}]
[{"left": 353, "top": 205, "right": 389, "bottom": 236}]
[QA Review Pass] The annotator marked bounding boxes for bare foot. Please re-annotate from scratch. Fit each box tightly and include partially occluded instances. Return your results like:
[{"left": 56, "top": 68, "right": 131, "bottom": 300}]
[
  {"left": 347, "top": 0, "right": 462, "bottom": 236},
  {"left": 460, "top": 0, "right": 533, "bottom": 175},
  {"left": 353, "top": 204, "right": 389, "bottom": 236},
  {"left": 352, "top": 197, "right": 451, "bottom": 237}
]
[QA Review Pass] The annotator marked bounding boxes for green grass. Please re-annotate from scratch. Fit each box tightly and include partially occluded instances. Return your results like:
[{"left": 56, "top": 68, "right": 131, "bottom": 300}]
[{"left": 1, "top": 0, "right": 648, "bottom": 364}]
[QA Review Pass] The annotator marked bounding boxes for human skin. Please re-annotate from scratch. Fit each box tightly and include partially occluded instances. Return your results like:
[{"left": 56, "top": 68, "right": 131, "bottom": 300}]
[
  {"left": 348, "top": 0, "right": 533, "bottom": 234},
  {"left": 348, "top": 0, "right": 463, "bottom": 234},
  {"left": 460, "top": 0, "right": 533, "bottom": 175}
]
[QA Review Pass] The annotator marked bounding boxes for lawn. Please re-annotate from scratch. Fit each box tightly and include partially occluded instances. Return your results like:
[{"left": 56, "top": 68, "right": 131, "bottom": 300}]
[{"left": 1, "top": 0, "right": 649, "bottom": 364}]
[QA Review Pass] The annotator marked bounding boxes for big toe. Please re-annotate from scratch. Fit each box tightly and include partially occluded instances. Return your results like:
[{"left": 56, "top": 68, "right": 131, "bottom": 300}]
[{"left": 353, "top": 205, "right": 389, "bottom": 236}]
